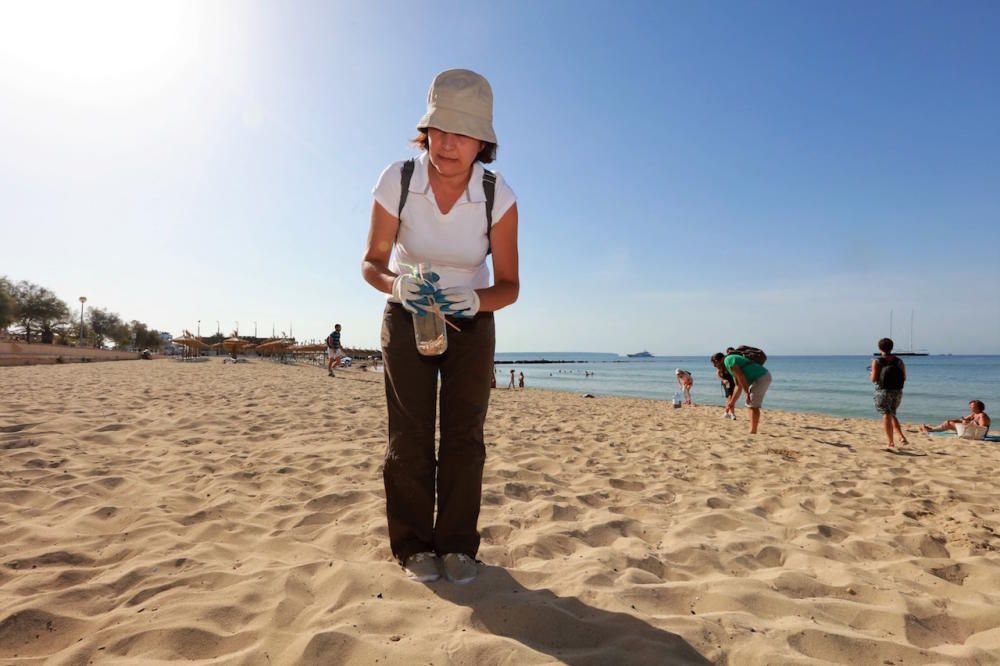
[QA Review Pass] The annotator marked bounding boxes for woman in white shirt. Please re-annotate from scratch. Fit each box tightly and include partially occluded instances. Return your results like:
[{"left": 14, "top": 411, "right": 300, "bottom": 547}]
[{"left": 361, "top": 69, "right": 519, "bottom": 584}]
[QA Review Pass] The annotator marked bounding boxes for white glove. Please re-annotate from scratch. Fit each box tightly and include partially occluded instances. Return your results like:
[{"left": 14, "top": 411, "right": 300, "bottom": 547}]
[
  {"left": 436, "top": 286, "right": 480, "bottom": 318},
  {"left": 392, "top": 273, "right": 438, "bottom": 316}
]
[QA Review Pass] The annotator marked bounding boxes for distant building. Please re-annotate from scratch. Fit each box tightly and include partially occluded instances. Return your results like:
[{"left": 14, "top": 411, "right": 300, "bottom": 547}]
[{"left": 160, "top": 332, "right": 176, "bottom": 354}]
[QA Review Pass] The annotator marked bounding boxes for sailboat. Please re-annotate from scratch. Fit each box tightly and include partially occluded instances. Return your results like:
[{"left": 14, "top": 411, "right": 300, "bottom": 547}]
[{"left": 873, "top": 310, "right": 928, "bottom": 357}]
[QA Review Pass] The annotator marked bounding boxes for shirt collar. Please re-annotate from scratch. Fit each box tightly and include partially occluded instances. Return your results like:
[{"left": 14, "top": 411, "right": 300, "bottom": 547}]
[{"left": 410, "top": 152, "right": 485, "bottom": 204}]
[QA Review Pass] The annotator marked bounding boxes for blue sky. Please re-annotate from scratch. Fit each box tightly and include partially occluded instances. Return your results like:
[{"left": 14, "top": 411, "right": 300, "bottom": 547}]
[{"left": 1, "top": 1, "right": 997, "bottom": 354}]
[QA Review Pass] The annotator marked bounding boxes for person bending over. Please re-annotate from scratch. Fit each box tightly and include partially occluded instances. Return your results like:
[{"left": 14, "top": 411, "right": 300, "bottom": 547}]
[
  {"left": 361, "top": 69, "right": 519, "bottom": 585},
  {"left": 675, "top": 368, "right": 694, "bottom": 406},
  {"left": 712, "top": 351, "right": 771, "bottom": 434}
]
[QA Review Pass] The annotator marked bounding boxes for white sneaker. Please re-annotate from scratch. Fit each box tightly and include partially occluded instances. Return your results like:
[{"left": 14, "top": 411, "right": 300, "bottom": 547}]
[
  {"left": 403, "top": 552, "right": 440, "bottom": 582},
  {"left": 442, "top": 553, "right": 478, "bottom": 584}
]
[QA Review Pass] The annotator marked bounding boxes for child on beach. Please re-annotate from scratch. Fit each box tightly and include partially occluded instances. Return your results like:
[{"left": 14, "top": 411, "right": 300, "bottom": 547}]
[
  {"left": 920, "top": 400, "right": 990, "bottom": 437},
  {"left": 871, "top": 337, "right": 908, "bottom": 448},
  {"left": 675, "top": 368, "right": 694, "bottom": 405}
]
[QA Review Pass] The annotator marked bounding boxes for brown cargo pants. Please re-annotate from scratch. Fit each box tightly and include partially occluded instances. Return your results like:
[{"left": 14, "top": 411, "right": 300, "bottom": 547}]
[{"left": 380, "top": 303, "right": 495, "bottom": 563}]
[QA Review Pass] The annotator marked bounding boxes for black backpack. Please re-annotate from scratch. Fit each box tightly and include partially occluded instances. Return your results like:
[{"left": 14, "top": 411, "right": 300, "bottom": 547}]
[
  {"left": 877, "top": 355, "right": 905, "bottom": 390},
  {"left": 733, "top": 345, "right": 767, "bottom": 365},
  {"left": 326, "top": 333, "right": 336, "bottom": 348},
  {"left": 397, "top": 158, "right": 497, "bottom": 254}
]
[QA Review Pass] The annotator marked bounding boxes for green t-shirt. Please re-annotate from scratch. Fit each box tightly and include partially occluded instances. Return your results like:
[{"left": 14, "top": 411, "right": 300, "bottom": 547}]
[{"left": 724, "top": 354, "right": 768, "bottom": 383}]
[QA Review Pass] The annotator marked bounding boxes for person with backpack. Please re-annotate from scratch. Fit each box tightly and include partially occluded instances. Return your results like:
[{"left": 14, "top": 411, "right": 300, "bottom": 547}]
[
  {"left": 325, "top": 324, "right": 344, "bottom": 377},
  {"left": 711, "top": 346, "right": 772, "bottom": 434},
  {"left": 361, "top": 69, "right": 519, "bottom": 585},
  {"left": 871, "top": 337, "right": 908, "bottom": 448}
]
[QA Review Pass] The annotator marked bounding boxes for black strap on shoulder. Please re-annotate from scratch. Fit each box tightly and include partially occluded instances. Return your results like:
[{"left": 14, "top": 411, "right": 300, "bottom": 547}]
[
  {"left": 395, "top": 158, "right": 415, "bottom": 246},
  {"left": 397, "top": 159, "right": 497, "bottom": 255},
  {"left": 398, "top": 158, "right": 415, "bottom": 220},
  {"left": 482, "top": 168, "right": 496, "bottom": 255}
]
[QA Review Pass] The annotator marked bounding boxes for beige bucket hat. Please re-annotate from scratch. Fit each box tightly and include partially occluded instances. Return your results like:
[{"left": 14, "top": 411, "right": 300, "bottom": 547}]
[{"left": 417, "top": 69, "right": 497, "bottom": 144}]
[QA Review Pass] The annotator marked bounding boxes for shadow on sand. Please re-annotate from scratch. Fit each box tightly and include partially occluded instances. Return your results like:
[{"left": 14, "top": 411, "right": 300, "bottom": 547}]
[
  {"left": 885, "top": 447, "right": 928, "bottom": 457},
  {"left": 814, "top": 438, "right": 855, "bottom": 451},
  {"left": 429, "top": 565, "right": 711, "bottom": 665}
]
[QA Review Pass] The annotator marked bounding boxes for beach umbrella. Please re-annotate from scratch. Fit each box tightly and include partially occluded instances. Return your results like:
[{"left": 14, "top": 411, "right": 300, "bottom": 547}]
[
  {"left": 221, "top": 337, "right": 252, "bottom": 355},
  {"left": 172, "top": 335, "right": 208, "bottom": 349},
  {"left": 255, "top": 339, "right": 293, "bottom": 355}
]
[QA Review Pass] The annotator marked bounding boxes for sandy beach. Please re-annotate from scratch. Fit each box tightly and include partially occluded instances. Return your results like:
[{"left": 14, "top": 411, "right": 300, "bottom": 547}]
[{"left": 1, "top": 359, "right": 998, "bottom": 665}]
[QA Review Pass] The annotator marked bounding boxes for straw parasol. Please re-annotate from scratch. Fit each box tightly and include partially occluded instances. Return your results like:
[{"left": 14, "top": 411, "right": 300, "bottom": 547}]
[
  {"left": 221, "top": 336, "right": 251, "bottom": 353},
  {"left": 172, "top": 334, "right": 208, "bottom": 359},
  {"left": 255, "top": 339, "right": 293, "bottom": 356}
]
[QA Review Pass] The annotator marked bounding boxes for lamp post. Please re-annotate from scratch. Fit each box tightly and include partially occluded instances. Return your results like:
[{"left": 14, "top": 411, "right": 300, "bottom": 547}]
[
  {"left": 254, "top": 321, "right": 257, "bottom": 338},
  {"left": 78, "top": 296, "right": 87, "bottom": 347},
  {"left": 235, "top": 321, "right": 239, "bottom": 336},
  {"left": 216, "top": 321, "right": 220, "bottom": 335},
  {"left": 197, "top": 320, "right": 200, "bottom": 337}
]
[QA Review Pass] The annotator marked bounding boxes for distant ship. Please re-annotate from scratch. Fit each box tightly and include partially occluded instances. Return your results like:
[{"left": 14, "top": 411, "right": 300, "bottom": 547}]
[
  {"left": 872, "top": 310, "right": 929, "bottom": 357},
  {"left": 627, "top": 350, "right": 653, "bottom": 358}
]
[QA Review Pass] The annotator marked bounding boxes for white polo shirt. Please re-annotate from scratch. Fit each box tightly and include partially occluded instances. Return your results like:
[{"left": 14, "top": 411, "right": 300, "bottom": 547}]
[{"left": 372, "top": 152, "right": 516, "bottom": 296}]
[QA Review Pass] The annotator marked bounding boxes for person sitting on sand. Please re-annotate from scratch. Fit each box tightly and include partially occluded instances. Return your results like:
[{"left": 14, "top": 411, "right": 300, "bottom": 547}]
[
  {"left": 920, "top": 400, "right": 991, "bottom": 434},
  {"left": 871, "top": 337, "right": 908, "bottom": 448},
  {"left": 675, "top": 368, "right": 694, "bottom": 405}
]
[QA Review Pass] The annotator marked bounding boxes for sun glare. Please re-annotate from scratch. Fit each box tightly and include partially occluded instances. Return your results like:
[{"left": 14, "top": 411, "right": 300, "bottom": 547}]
[{"left": 0, "top": 1, "right": 201, "bottom": 87}]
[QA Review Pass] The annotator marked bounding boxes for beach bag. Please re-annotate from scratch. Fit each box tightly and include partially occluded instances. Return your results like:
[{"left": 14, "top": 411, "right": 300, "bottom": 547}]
[
  {"left": 734, "top": 345, "right": 767, "bottom": 365},
  {"left": 877, "top": 356, "right": 905, "bottom": 390},
  {"left": 398, "top": 158, "right": 497, "bottom": 253},
  {"left": 955, "top": 422, "right": 987, "bottom": 440}
]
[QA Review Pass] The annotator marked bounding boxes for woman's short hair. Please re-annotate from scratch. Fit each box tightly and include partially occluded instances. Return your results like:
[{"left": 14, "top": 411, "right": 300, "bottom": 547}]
[
  {"left": 411, "top": 130, "right": 497, "bottom": 164},
  {"left": 878, "top": 338, "right": 894, "bottom": 353},
  {"left": 971, "top": 399, "right": 986, "bottom": 411},
  {"left": 710, "top": 352, "right": 725, "bottom": 365}
]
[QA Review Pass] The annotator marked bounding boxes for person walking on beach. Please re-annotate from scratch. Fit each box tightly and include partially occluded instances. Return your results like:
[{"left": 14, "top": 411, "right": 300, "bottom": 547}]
[
  {"left": 920, "top": 400, "right": 991, "bottom": 436},
  {"left": 361, "top": 69, "right": 519, "bottom": 584},
  {"left": 508, "top": 368, "right": 516, "bottom": 389},
  {"left": 712, "top": 349, "right": 772, "bottom": 434},
  {"left": 871, "top": 337, "right": 908, "bottom": 448},
  {"left": 675, "top": 368, "right": 694, "bottom": 405},
  {"left": 326, "top": 324, "right": 344, "bottom": 377},
  {"left": 518, "top": 371, "right": 525, "bottom": 389}
]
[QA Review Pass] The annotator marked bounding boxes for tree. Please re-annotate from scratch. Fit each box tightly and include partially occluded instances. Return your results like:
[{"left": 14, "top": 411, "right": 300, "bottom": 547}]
[
  {"left": 0, "top": 276, "right": 14, "bottom": 332},
  {"left": 12, "top": 281, "right": 69, "bottom": 343},
  {"left": 129, "top": 320, "right": 163, "bottom": 351},
  {"left": 87, "top": 307, "right": 130, "bottom": 349}
]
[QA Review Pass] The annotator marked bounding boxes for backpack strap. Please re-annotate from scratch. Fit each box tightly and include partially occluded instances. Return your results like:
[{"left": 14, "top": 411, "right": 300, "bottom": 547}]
[
  {"left": 482, "top": 168, "right": 496, "bottom": 255},
  {"left": 397, "top": 158, "right": 415, "bottom": 222},
  {"left": 397, "top": 159, "right": 496, "bottom": 255}
]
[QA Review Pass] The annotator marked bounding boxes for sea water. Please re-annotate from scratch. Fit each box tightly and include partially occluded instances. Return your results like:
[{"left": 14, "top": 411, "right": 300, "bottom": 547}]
[{"left": 493, "top": 353, "right": 1000, "bottom": 425}]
